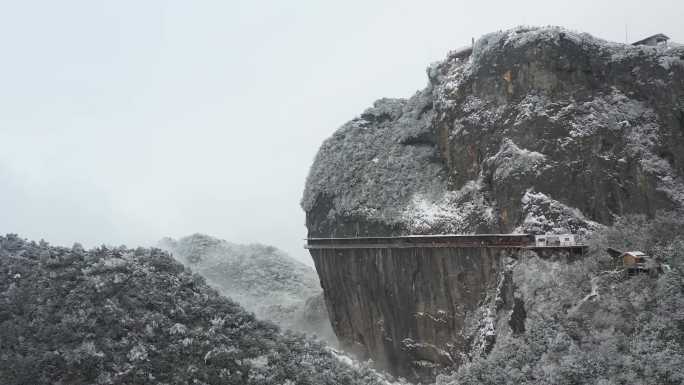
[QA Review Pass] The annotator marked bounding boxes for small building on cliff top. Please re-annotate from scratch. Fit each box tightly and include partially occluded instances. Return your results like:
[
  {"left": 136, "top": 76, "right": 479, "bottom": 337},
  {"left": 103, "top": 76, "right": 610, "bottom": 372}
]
[{"left": 632, "top": 33, "right": 669, "bottom": 46}]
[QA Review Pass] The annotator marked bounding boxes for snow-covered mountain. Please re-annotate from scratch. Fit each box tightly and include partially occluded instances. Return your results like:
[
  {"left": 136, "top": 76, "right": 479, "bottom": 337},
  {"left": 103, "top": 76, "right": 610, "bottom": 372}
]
[
  {"left": 302, "top": 26, "right": 684, "bottom": 383},
  {"left": 0, "top": 234, "right": 391, "bottom": 385},
  {"left": 158, "top": 233, "right": 336, "bottom": 343},
  {"left": 303, "top": 26, "right": 684, "bottom": 239}
]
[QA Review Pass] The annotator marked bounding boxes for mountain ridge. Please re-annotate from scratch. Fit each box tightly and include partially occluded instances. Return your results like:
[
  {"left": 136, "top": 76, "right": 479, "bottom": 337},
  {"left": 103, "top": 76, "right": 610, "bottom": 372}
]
[
  {"left": 158, "top": 233, "right": 336, "bottom": 344},
  {"left": 0, "top": 234, "right": 389, "bottom": 385}
]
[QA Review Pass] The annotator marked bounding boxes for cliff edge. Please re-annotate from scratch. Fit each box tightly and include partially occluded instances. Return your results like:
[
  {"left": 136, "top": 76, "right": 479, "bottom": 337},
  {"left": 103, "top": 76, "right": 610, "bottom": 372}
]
[
  {"left": 302, "top": 26, "right": 684, "bottom": 382},
  {"left": 303, "top": 26, "right": 684, "bottom": 238}
]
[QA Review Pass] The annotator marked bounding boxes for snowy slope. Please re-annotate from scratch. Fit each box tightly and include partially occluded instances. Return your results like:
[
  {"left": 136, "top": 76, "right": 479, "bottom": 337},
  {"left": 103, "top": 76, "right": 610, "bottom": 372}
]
[
  {"left": 0, "top": 234, "right": 390, "bottom": 385},
  {"left": 158, "top": 234, "right": 336, "bottom": 343}
]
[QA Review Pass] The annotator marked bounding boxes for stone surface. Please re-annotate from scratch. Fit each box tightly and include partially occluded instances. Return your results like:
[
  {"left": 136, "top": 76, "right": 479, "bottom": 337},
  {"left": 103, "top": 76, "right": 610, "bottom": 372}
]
[
  {"left": 302, "top": 26, "right": 684, "bottom": 381},
  {"left": 302, "top": 27, "right": 684, "bottom": 238},
  {"left": 310, "top": 246, "right": 523, "bottom": 382}
]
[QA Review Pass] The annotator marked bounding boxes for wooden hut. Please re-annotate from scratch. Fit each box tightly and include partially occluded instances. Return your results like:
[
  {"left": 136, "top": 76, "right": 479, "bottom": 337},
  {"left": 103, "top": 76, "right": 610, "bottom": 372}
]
[
  {"left": 623, "top": 251, "right": 647, "bottom": 266},
  {"left": 621, "top": 251, "right": 659, "bottom": 275}
]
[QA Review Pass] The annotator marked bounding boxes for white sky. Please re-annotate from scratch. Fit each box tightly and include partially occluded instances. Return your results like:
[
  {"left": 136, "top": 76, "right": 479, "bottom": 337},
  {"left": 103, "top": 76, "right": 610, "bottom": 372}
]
[{"left": 1, "top": 0, "right": 682, "bottom": 265}]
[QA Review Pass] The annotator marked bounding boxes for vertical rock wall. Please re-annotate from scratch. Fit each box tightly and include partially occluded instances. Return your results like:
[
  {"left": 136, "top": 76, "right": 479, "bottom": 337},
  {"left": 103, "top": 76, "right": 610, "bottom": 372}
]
[{"left": 310, "top": 246, "right": 521, "bottom": 382}]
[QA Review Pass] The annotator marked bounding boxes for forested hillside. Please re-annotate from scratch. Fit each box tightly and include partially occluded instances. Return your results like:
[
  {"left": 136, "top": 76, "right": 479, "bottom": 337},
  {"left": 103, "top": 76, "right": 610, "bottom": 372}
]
[
  {"left": 158, "top": 234, "right": 336, "bottom": 343},
  {"left": 437, "top": 213, "right": 684, "bottom": 385},
  {"left": 0, "top": 235, "right": 390, "bottom": 385}
]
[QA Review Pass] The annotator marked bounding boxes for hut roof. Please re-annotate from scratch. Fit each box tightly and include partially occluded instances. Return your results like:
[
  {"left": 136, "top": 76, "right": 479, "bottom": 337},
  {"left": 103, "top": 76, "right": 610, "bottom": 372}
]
[
  {"left": 631, "top": 33, "right": 670, "bottom": 46},
  {"left": 624, "top": 251, "right": 647, "bottom": 257}
]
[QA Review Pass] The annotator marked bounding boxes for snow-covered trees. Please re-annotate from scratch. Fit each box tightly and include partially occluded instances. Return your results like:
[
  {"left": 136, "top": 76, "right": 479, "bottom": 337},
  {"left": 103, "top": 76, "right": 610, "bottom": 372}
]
[
  {"left": 0, "top": 235, "right": 386, "bottom": 385},
  {"left": 437, "top": 212, "right": 684, "bottom": 385},
  {"left": 158, "top": 234, "right": 337, "bottom": 343}
]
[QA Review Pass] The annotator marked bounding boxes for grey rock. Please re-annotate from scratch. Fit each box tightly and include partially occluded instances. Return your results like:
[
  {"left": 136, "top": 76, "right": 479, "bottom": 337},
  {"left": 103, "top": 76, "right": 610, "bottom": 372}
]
[
  {"left": 302, "top": 26, "right": 684, "bottom": 381},
  {"left": 303, "top": 26, "right": 684, "bottom": 238}
]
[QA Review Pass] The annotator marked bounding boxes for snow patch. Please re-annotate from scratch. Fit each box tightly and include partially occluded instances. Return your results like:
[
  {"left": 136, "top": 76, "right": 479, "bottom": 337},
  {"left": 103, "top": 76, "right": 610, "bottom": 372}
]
[
  {"left": 401, "top": 179, "right": 494, "bottom": 234},
  {"left": 513, "top": 93, "right": 551, "bottom": 126},
  {"left": 485, "top": 139, "right": 547, "bottom": 182},
  {"left": 516, "top": 190, "right": 602, "bottom": 237}
]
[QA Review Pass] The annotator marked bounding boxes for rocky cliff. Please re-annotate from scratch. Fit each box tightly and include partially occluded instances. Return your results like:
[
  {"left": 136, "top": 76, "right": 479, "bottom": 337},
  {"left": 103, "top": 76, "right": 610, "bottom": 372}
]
[
  {"left": 310, "top": 245, "right": 523, "bottom": 382},
  {"left": 303, "top": 27, "right": 684, "bottom": 238},
  {"left": 302, "top": 26, "right": 684, "bottom": 382}
]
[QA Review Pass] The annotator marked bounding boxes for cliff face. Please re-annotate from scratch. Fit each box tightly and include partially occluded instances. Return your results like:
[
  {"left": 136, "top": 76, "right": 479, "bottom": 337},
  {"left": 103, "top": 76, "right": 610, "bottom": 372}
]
[
  {"left": 302, "top": 26, "right": 684, "bottom": 382},
  {"left": 302, "top": 27, "right": 684, "bottom": 238},
  {"left": 310, "top": 246, "right": 519, "bottom": 381}
]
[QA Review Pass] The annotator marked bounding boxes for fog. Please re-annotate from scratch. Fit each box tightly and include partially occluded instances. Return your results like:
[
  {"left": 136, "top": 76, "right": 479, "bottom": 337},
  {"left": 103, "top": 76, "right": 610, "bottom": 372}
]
[{"left": 1, "top": 0, "right": 682, "bottom": 265}]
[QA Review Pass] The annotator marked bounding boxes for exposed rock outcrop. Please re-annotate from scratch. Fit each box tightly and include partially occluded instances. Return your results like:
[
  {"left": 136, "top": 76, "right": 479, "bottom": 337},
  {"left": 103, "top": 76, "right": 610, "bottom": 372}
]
[
  {"left": 303, "top": 27, "right": 684, "bottom": 238},
  {"left": 302, "top": 26, "right": 684, "bottom": 381},
  {"left": 310, "top": 246, "right": 525, "bottom": 382}
]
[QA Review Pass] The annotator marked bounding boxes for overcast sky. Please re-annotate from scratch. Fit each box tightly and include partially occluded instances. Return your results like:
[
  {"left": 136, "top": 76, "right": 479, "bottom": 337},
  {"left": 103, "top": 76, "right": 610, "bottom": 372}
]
[{"left": 1, "top": 0, "right": 682, "bottom": 265}]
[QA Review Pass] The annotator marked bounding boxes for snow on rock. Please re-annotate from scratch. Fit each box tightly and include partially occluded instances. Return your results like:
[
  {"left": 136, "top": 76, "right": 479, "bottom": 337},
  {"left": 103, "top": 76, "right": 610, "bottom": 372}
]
[
  {"left": 516, "top": 190, "right": 602, "bottom": 237},
  {"left": 512, "top": 93, "right": 551, "bottom": 126},
  {"left": 401, "top": 179, "right": 494, "bottom": 234},
  {"left": 303, "top": 24, "right": 684, "bottom": 238},
  {"left": 302, "top": 25, "right": 684, "bottom": 384},
  {"left": 302, "top": 90, "right": 447, "bottom": 234},
  {"left": 484, "top": 139, "right": 547, "bottom": 182}
]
